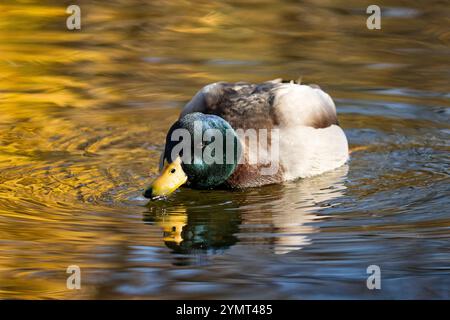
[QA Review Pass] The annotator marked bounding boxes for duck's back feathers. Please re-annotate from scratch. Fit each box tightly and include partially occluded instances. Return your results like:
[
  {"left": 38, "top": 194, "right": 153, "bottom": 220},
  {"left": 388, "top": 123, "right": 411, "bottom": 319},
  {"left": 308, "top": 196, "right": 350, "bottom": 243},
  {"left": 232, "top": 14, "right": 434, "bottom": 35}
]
[
  {"left": 181, "top": 81, "right": 276, "bottom": 130},
  {"left": 180, "top": 80, "right": 338, "bottom": 130},
  {"left": 272, "top": 83, "right": 338, "bottom": 129}
]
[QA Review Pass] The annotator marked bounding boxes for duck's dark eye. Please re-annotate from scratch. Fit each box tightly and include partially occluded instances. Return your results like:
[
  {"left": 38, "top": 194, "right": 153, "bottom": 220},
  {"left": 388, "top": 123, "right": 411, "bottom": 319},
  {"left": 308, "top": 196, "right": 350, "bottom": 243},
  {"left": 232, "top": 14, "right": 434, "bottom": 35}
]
[{"left": 170, "top": 168, "right": 176, "bottom": 174}]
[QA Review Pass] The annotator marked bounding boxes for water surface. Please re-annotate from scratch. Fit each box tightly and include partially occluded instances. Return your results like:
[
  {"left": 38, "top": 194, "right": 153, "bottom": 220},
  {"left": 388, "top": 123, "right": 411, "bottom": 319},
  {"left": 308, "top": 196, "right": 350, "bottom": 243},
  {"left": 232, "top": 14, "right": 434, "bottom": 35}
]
[{"left": 0, "top": 0, "right": 449, "bottom": 299}]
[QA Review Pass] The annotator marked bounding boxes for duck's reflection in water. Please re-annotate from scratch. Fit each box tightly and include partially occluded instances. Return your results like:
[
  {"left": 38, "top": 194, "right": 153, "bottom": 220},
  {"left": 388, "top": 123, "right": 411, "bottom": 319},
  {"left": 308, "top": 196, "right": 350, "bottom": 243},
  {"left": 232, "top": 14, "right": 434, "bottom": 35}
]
[
  {"left": 241, "top": 165, "right": 348, "bottom": 254},
  {"left": 143, "top": 198, "right": 241, "bottom": 255},
  {"left": 143, "top": 165, "right": 348, "bottom": 257}
]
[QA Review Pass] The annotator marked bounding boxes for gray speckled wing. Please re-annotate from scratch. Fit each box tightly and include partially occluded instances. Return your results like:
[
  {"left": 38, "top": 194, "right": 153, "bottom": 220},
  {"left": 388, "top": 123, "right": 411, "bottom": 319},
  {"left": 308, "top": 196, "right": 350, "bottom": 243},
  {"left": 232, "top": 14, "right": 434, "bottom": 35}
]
[{"left": 180, "top": 80, "right": 338, "bottom": 130}]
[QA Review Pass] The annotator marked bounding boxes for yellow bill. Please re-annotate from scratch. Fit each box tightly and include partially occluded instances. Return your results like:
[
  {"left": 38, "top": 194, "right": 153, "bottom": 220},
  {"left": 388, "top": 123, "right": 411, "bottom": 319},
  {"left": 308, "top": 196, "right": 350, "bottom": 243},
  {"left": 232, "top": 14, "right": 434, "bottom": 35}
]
[{"left": 144, "top": 156, "right": 187, "bottom": 200}]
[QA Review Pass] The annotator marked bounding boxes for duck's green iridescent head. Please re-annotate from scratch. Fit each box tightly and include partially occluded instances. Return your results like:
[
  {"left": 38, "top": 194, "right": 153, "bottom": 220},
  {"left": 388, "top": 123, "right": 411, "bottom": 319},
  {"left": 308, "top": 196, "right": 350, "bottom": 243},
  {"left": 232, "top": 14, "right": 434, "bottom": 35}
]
[{"left": 144, "top": 112, "right": 241, "bottom": 200}]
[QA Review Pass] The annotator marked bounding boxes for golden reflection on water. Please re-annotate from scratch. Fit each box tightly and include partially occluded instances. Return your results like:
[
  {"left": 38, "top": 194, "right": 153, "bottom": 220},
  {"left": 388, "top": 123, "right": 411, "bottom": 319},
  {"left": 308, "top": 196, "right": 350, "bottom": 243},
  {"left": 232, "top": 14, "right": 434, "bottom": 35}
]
[{"left": 0, "top": 0, "right": 449, "bottom": 299}]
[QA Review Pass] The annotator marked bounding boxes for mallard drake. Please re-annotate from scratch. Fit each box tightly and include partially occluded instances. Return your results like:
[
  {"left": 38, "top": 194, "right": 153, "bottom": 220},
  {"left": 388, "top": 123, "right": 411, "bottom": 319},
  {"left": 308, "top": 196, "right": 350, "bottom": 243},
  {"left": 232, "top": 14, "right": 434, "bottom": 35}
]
[{"left": 144, "top": 79, "right": 348, "bottom": 199}]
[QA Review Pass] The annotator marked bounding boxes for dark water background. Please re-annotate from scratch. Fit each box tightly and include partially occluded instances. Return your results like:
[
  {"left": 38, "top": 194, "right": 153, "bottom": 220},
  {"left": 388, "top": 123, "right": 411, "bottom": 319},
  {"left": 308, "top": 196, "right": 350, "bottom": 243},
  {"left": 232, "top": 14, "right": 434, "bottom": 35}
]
[{"left": 0, "top": 0, "right": 449, "bottom": 299}]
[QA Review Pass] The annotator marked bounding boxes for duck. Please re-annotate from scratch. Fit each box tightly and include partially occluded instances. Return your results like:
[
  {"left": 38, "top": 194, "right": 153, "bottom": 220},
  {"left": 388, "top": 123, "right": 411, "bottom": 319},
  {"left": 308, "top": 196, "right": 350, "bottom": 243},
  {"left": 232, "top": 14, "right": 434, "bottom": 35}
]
[{"left": 144, "top": 79, "right": 349, "bottom": 200}]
